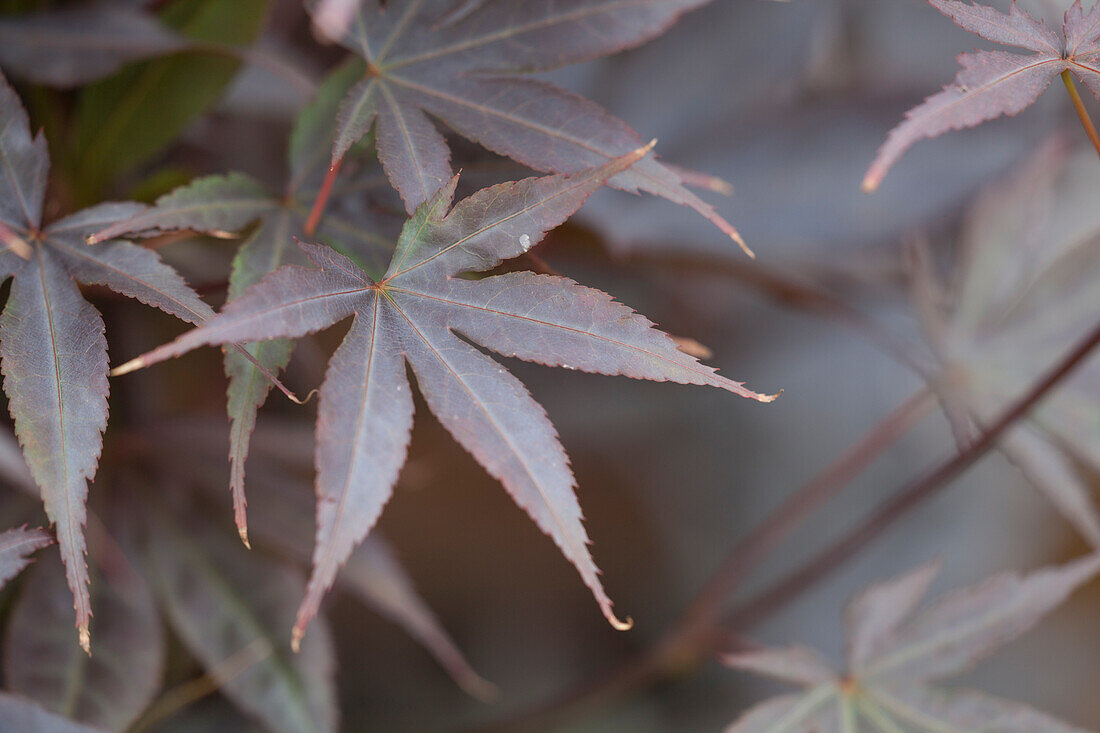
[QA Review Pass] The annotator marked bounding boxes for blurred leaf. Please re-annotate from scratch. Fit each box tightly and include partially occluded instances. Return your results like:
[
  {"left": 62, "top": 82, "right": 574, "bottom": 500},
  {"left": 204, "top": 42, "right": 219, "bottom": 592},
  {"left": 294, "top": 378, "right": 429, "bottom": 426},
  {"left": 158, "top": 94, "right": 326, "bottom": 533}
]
[
  {"left": 723, "top": 555, "right": 1100, "bottom": 731},
  {"left": 916, "top": 141, "right": 1100, "bottom": 546},
  {"left": 0, "top": 693, "right": 107, "bottom": 732},
  {"left": 4, "top": 549, "right": 163, "bottom": 732},
  {"left": 71, "top": 0, "right": 269, "bottom": 201},
  {"left": 145, "top": 514, "right": 338, "bottom": 733},
  {"left": 0, "top": 525, "right": 51, "bottom": 590},
  {"left": 0, "top": 5, "right": 186, "bottom": 87}
]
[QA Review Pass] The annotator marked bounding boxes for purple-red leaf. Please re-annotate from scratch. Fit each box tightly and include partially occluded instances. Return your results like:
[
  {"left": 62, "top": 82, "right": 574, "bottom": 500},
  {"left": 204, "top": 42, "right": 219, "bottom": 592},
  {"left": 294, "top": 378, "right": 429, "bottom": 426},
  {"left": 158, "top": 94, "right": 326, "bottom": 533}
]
[
  {"left": 116, "top": 148, "right": 775, "bottom": 647},
  {"left": 4, "top": 551, "right": 163, "bottom": 731},
  {"left": 0, "top": 71, "right": 215, "bottom": 651},
  {"left": 308, "top": 0, "right": 748, "bottom": 251},
  {"left": 863, "top": 0, "right": 1100, "bottom": 190},
  {"left": 0, "top": 6, "right": 187, "bottom": 87}
]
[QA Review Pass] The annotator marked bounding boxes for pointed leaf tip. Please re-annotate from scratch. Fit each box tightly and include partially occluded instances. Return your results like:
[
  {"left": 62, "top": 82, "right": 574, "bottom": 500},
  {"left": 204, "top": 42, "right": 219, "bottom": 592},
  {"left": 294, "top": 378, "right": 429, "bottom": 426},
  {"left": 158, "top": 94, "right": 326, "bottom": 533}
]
[
  {"left": 290, "top": 626, "right": 303, "bottom": 654},
  {"left": 78, "top": 624, "right": 90, "bottom": 655},
  {"left": 109, "top": 356, "right": 146, "bottom": 377},
  {"left": 862, "top": 175, "right": 880, "bottom": 194},
  {"left": 238, "top": 526, "right": 251, "bottom": 550}
]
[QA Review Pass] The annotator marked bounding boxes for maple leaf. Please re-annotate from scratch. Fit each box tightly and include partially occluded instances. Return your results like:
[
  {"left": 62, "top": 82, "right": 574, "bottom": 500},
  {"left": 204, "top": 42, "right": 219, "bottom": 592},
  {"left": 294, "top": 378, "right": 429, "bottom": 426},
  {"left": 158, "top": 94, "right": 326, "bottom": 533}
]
[
  {"left": 0, "top": 525, "right": 52, "bottom": 591},
  {"left": 305, "top": 0, "right": 751, "bottom": 254},
  {"left": 0, "top": 693, "right": 106, "bottom": 733},
  {"left": 91, "top": 60, "right": 402, "bottom": 546},
  {"left": 723, "top": 555, "right": 1100, "bottom": 732},
  {"left": 863, "top": 0, "right": 1100, "bottom": 192},
  {"left": 0, "top": 4, "right": 187, "bottom": 87},
  {"left": 911, "top": 139, "right": 1100, "bottom": 548},
  {"left": 145, "top": 414, "right": 496, "bottom": 698},
  {"left": 146, "top": 512, "right": 338, "bottom": 733},
  {"left": 4, "top": 551, "right": 162, "bottom": 731},
  {"left": 0, "top": 71, "right": 217, "bottom": 653},
  {"left": 113, "top": 144, "right": 776, "bottom": 648}
]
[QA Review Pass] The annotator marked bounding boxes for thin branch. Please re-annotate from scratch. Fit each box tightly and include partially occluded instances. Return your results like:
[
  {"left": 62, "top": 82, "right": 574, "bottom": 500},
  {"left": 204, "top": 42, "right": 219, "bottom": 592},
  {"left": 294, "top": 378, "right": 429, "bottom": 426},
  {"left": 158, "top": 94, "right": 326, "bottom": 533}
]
[
  {"left": 472, "top": 315, "right": 1100, "bottom": 732},
  {"left": 469, "top": 387, "right": 935, "bottom": 731},
  {"left": 1062, "top": 70, "right": 1100, "bottom": 160},
  {"left": 725, "top": 315, "right": 1100, "bottom": 632},
  {"left": 678, "top": 386, "right": 935, "bottom": 636}
]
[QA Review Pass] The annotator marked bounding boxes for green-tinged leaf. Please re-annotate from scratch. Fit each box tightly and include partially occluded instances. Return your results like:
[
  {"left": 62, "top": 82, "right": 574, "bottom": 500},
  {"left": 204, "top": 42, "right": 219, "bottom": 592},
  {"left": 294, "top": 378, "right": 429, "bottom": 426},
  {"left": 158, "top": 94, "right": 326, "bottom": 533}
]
[
  {"left": 723, "top": 555, "right": 1100, "bottom": 732},
  {"left": 115, "top": 148, "right": 774, "bottom": 648},
  {"left": 4, "top": 551, "right": 163, "bottom": 731},
  {"left": 0, "top": 693, "right": 107, "bottom": 733},
  {"left": 72, "top": 0, "right": 269, "bottom": 200},
  {"left": 146, "top": 515, "right": 337, "bottom": 733},
  {"left": 92, "top": 62, "right": 401, "bottom": 543},
  {"left": 0, "top": 525, "right": 51, "bottom": 589}
]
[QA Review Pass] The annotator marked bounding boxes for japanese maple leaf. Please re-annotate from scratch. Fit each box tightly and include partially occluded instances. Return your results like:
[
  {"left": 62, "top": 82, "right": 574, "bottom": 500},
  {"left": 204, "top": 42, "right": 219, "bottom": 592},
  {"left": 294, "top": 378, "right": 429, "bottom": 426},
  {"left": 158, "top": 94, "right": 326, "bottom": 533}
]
[
  {"left": 912, "top": 140, "right": 1100, "bottom": 549},
  {"left": 92, "top": 61, "right": 402, "bottom": 546},
  {"left": 863, "top": 0, "right": 1100, "bottom": 192},
  {"left": 0, "top": 71, "right": 217, "bottom": 652},
  {"left": 306, "top": 0, "right": 751, "bottom": 253},
  {"left": 114, "top": 144, "right": 776, "bottom": 647},
  {"left": 0, "top": 526, "right": 52, "bottom": 591},
  {"left": 723, "top": 555, "right": 1100, "bottom": 732}
]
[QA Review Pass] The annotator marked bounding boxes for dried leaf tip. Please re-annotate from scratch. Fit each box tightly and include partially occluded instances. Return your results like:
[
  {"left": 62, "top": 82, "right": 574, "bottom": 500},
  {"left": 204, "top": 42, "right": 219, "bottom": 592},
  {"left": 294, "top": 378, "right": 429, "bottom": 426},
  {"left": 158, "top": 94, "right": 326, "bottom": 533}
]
[
  {"left": 609, "top": 613, "right": 634, "bottom": 631},
  {"left": 78, "top": 624, "right": 91, "bottom": 655},
  {"left": 109, "top": 356, "right": 146, "bottom": 377},
  {"left": 861, "top": 174, "right": 880, "bottom": 194},
  {"left": 731, "top": 229, "right": 754, "bottom": 259},
  {"left": 290, "top": 626, "right": 304, "bottom": 654},
  {"left": 238, "top": 526, "right": 251, "bottom": 549}
]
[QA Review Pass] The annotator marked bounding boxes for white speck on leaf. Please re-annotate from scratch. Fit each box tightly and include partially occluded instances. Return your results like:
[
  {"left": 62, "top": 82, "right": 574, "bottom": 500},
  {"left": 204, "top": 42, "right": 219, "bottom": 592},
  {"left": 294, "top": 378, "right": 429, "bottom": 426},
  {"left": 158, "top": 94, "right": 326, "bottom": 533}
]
[{"left": 519, "top": 234, "right": 532, "bottom": 251}]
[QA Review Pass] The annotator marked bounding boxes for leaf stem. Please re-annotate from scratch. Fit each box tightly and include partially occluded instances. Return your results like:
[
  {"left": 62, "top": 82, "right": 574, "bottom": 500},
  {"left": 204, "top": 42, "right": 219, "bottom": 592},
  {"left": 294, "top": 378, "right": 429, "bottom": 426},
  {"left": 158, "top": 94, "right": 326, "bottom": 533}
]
[
  {"left": 726, "top": 314, "right": 1100, "bottom": 631},
  {"left": 304, "top": 160, "right": 343, "bottom": 236},
  {"left": 1061, "top": 70, "right": 1100, "bottom": 160}
]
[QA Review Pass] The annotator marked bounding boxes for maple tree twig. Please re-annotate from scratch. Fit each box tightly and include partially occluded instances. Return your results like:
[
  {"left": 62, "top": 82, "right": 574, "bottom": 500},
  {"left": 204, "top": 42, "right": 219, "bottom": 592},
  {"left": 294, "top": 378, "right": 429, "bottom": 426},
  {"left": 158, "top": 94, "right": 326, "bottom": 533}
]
[
  {"left": 725, "top": 314, "right": 1100, "bottom": 632},
  {"left": 1061, "top": 70, "right": 1100, "bottom": 160}
]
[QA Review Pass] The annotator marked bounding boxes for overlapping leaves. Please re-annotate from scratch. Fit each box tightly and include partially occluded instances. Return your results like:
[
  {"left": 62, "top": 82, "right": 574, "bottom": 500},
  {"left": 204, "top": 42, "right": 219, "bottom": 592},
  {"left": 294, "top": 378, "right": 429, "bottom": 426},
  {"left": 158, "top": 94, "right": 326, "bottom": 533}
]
[
  {"left": 93, "top": 60, "right": 401, "bottom": 544},
  {"left": 723, "top": 555, "right": 1100, "bottom": 732},
  {"left": 115, "top": 144, "right": 774, "bottom": 648},
  {"left": 306, "top": 0, "right": 750, "bottom": 252},
  {"left": 0, "top": 72, "right": 220, "bottom": 652},
  {"left": 863, "top": 0, "right": 1100, "bottom": 191}
]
